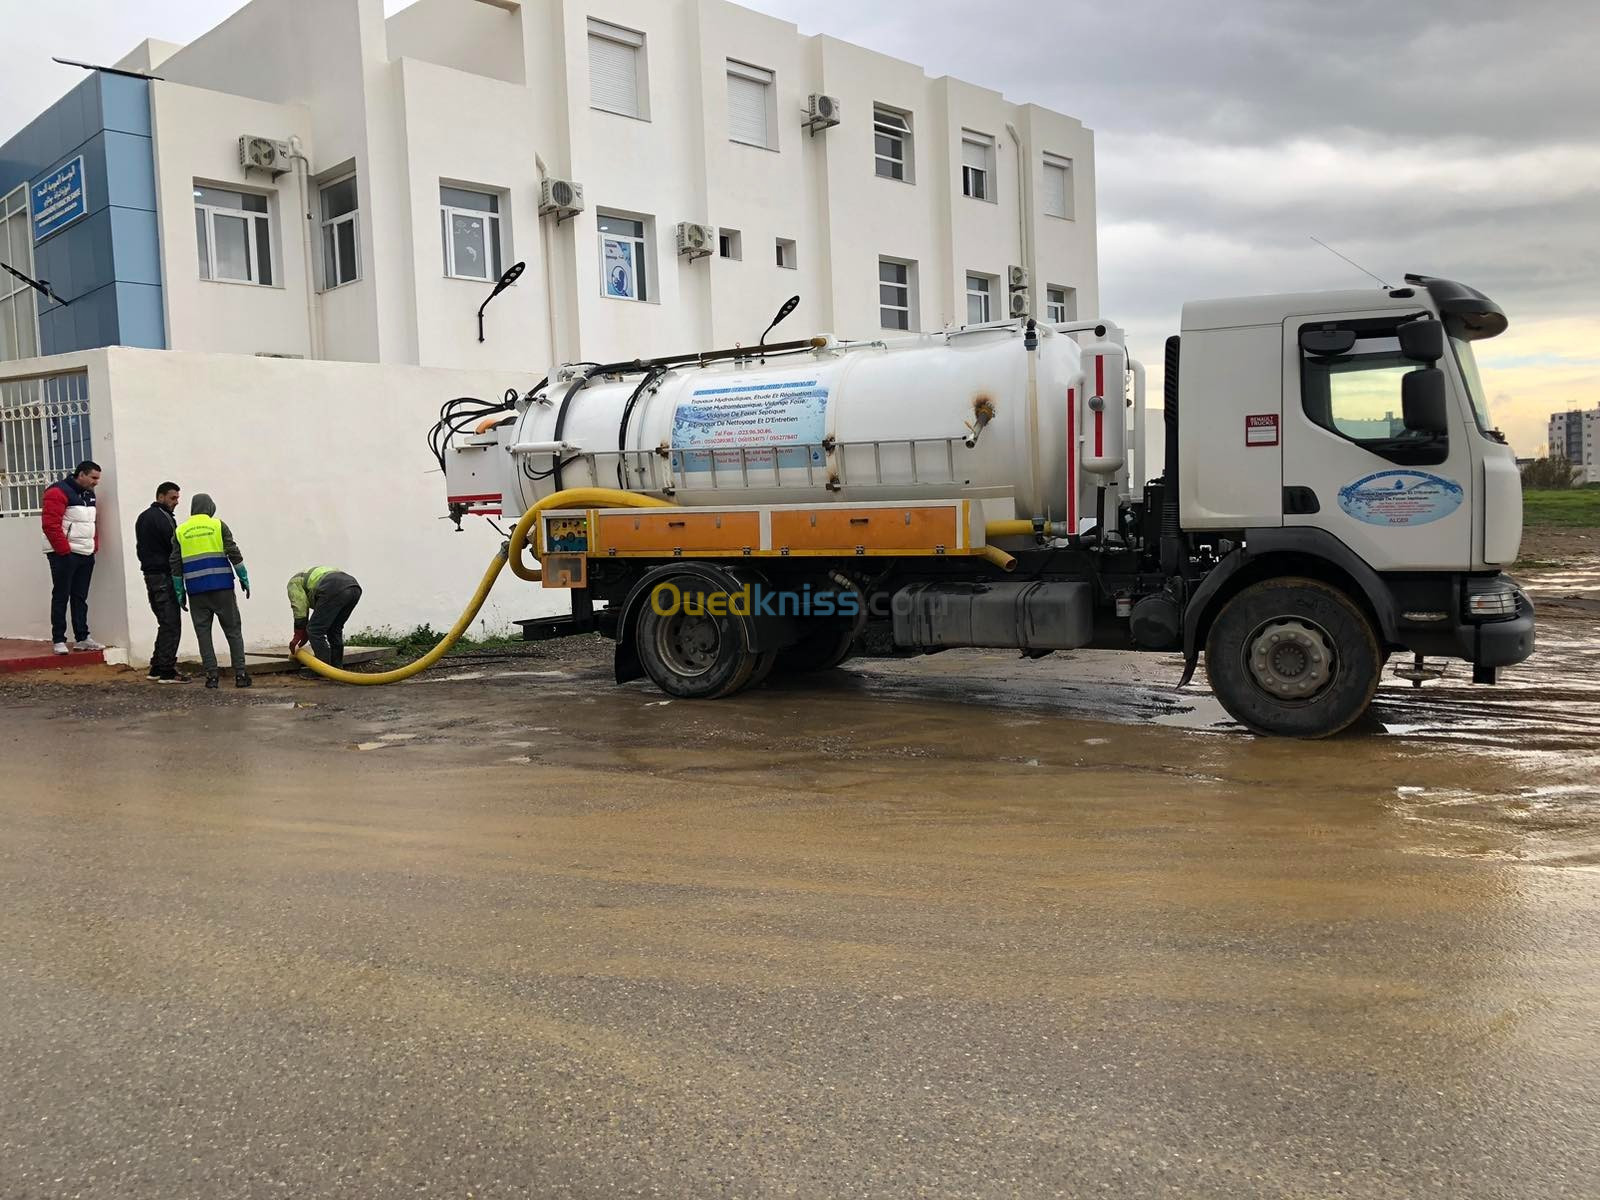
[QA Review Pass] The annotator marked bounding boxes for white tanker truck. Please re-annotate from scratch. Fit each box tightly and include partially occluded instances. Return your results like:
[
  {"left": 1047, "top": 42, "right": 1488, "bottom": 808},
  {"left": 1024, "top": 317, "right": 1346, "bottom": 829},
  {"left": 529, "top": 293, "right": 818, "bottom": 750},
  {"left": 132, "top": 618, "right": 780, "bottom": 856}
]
[{"left": 437, "top": 274, "right": 1533, "bottom": 737}]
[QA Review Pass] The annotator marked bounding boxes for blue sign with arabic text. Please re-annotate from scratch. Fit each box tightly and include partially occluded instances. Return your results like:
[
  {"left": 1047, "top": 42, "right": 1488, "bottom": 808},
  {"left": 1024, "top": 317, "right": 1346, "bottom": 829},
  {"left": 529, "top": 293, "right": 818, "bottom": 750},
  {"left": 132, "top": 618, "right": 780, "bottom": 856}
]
[
  {"left": 30, "top": 156, "right": 89, "bottom": 243},
  {"left": 1337, "top": 469, "right": 1463, "bottom": 527}
]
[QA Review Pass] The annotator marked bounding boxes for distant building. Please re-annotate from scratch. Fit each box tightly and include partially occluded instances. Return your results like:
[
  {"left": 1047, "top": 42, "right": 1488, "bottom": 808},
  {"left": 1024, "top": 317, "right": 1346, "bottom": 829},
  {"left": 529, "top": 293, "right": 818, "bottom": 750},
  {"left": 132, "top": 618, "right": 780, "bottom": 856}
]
[{"left": 1547, "top": 405, "right": 1600, "bottom": 484}]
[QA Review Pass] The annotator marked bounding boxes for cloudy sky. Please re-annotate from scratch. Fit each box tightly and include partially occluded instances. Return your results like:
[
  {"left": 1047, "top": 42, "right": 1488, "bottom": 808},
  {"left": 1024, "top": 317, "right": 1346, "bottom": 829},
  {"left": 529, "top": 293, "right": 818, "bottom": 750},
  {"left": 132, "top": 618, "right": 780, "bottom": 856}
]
[{"left": 5, "top": 0, "right": 1596, "bottom": 455}]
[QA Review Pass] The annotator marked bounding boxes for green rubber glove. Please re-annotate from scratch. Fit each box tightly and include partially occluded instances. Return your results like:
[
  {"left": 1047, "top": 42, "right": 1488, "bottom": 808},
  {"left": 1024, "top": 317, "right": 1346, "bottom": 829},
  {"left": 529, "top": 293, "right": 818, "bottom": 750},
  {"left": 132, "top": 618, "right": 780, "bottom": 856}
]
[
  {"left": 236, "top": 564, "right": 251, "bottom": 599},
  {"left": 172, "top": 576, "right": 187, "bottom": 610}
]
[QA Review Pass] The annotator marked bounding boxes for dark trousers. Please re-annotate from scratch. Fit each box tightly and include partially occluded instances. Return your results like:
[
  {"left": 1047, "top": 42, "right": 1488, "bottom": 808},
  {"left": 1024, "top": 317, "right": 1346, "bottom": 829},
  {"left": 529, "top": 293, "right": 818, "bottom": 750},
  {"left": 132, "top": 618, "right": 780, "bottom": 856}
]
[
  {"left": 144, "top": 572, "right": 183, "bottom": 673},
  {"left": 48, "top": 553, "right": 93, "bottom": 643},
  {"left": 308, "top": 582, "right": 362, "bottom": 668},
  {"left": 189, "top": 588, "right": 247, "bottom": 675}
]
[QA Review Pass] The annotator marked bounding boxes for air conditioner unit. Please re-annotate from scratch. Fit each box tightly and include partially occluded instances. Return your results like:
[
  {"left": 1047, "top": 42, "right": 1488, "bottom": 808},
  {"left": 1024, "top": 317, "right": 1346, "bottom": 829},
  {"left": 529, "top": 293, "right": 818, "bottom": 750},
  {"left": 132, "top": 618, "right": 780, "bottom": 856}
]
[
  {"left": 804, "top": 93, "right": 841, "bottom": 134},
  {"left": 1009, "top": 289, "right": 1031, "bottom": 318},
  {"left": 238, "top": 135, "right": 292, "bottom": 177},
  {"left": 675, "top": 221, "right": 715, "bottom": 259},
  {"left": 1008, "top": 265, "right": 1030, "bottom": 291},
  {"left": 539, "top": 177, "right": 585, "bottom": 219}
]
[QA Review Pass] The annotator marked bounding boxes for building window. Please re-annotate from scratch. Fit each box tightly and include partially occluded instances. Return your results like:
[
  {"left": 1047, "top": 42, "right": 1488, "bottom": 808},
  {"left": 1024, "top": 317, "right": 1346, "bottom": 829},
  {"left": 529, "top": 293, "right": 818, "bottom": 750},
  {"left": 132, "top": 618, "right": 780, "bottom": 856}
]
[
  {"left": 588, "top": 19, "right": 647, "bottom": 120},
  {"left": 0, "top": 185, "right": 40, "bottom": 361},
  {"left": 1043, "top": 154, "right": 1073, "bottom": 219},
  {"left": 599, "top": 212, "right": 648, "bottom": 301},
  {"left": 966, "top": 273, "right": 992, "bottom": 324},
  {"left": 195, "top": 185, "right": 273, "bottom": 285},
  {"left": 874, "top": 106, "right": 912, "bottom": 182},
  {"left": 727, "top": 60, "right": 775, "bottom": 149},
  {"left": 1045, "top": 285, "right": 1076, "bottom": 324},
  {"left": 775, "top": 238, "right": 797, "bottom": 269},
  {"left": 961, "top": 132, "right": 994, "bottom": 202},
  {"left": 718, "top": 228, "right": 742, "bottom": 260},
  {"left": 319, "top": 174, "right": 359, "bottom": 290},
  {"left": 440, "top": 186, "right": 503, "bottom": 281},
  {"left": 879, "top": 257, "right": 916, "bottom": 331}
]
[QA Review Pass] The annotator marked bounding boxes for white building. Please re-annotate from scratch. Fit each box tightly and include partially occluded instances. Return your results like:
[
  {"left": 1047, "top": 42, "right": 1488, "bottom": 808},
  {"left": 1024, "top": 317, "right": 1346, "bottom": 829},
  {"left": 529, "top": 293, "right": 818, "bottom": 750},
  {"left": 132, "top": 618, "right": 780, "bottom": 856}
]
[
  {"left": 0, "top": 0, "right": 1098, "bottom": 662},
  {"left": 1, "top": 0, "right": 1097, "bottom": 372},
  {"left": 1547, "top": 406, "right": 1600, "bottom": 483}
]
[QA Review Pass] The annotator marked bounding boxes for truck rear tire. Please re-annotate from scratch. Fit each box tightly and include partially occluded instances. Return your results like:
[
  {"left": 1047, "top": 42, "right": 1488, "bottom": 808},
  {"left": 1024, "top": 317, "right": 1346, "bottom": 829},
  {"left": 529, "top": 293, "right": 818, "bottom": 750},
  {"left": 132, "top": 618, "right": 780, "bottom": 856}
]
[
  {"left": 1204, "top": 577, "right": 1381, "bottom": 738},
  {"left": 775, "top": 624, "right": 855, "bottom": 674},
  {"left": 634, "top": 582, "right": 759, "bottom": 699}
]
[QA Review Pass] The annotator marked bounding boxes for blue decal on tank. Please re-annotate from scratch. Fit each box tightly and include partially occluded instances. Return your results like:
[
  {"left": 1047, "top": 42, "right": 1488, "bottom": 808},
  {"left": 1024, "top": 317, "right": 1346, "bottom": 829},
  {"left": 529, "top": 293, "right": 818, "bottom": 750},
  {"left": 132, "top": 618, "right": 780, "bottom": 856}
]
[{"left": 1337, "top": 470, "right": 1463, "bottom": 527}]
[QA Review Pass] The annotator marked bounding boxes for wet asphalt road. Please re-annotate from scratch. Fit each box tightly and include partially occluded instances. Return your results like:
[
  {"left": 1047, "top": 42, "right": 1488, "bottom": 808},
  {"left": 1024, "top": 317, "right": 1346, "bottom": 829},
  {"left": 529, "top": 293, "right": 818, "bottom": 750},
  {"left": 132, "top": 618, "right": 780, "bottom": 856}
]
[{"left": 2, "top": 569, "right": 1599, "bottom": 1198}]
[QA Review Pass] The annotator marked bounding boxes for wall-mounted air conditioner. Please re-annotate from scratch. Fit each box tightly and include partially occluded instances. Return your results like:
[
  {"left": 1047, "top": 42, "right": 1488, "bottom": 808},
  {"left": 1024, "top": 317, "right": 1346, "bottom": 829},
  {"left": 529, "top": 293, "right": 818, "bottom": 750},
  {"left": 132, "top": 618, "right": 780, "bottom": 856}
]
[
  {"left": 1008, "top": 265, "right": 1030, "bottom": 292},
  {"left": 804, "top": 94, "right": 841, "bottom": 136},
  {"left": 676, "top": 222, "right": 715, "bottom": 260},
  {"left": 539, "top": 177, "right": 585, "bottom": 220},
  {"left": 238, "top": 135, "right": 292, "bottom": 177},
  {"left": 1009, "top": 289, "right": 1031, "bottom": 318}
]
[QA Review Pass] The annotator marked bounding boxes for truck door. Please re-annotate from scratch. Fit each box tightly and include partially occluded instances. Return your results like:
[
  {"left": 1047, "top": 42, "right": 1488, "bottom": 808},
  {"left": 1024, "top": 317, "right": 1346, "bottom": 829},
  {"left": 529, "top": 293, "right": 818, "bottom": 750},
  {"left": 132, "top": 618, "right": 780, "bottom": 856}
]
[{"left": 1280, "top": 311, "right": 1472, "bottom": 572}]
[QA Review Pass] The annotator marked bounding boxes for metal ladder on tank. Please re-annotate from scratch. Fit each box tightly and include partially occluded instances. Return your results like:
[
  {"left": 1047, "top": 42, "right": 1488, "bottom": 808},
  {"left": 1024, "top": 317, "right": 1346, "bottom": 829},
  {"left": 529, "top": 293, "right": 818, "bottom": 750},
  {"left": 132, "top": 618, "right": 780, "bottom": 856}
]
[{"left": 535, "top": 435, "right": 973, "bottom": 498}]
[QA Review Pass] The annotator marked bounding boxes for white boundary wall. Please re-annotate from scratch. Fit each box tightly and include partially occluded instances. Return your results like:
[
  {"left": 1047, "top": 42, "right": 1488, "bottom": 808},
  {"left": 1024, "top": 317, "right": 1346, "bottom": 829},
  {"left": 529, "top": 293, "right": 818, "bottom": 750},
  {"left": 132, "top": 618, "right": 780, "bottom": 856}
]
[{"left": 0, "top": 348, "right": 563, "bottom": 665}]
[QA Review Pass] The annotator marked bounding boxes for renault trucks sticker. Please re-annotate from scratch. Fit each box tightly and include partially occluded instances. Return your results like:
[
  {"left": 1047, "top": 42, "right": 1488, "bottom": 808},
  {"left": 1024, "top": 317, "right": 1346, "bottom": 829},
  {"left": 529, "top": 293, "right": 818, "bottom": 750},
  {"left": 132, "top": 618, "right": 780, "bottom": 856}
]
[
  {"left": 1337, "top": 470, "right": 1463, "bottom": 527},
  {"left": 1244, "top": 413, "right": 1279, "bottom": 446}
]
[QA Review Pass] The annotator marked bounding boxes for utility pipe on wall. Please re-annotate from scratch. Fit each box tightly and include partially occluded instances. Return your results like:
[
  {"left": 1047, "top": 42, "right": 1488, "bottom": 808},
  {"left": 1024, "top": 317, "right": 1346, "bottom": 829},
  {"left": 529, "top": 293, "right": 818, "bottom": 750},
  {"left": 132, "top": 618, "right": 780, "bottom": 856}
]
[
  {"left": 289, "top": 136, "right": 323, "bottom": 360},
  {"left": 534, "top": 153, "right": 562, "bottom": 364},
  {"left": 1005, "top": 123, "right": 1031, "bottom": 314}
]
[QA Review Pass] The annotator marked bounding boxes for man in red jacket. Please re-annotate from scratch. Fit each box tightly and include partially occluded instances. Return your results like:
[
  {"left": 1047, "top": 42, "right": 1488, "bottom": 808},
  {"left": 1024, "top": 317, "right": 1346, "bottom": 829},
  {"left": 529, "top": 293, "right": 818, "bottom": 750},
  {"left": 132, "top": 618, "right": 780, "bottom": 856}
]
[{"left": 40, "top": 460, "right": 104, "bottom": 655}]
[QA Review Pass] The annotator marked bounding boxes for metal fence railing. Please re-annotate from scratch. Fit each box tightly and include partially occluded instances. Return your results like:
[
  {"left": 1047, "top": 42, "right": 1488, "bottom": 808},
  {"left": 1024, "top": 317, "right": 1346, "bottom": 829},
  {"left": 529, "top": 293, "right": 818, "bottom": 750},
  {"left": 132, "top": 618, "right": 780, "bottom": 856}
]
[{"left": 0, "top": 369, "right": 92, "bottom": 518}]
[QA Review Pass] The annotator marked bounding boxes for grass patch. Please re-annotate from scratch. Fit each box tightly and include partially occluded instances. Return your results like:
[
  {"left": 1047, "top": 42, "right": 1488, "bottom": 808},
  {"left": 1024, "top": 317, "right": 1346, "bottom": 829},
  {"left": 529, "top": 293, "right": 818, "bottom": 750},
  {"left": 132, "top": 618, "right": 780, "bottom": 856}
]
[
  {"left": 1522, "top": 485, "right": 1600, "bottom": 528},
  {"left": 350, "top": 624, "right": 527, "bottom": 662}
]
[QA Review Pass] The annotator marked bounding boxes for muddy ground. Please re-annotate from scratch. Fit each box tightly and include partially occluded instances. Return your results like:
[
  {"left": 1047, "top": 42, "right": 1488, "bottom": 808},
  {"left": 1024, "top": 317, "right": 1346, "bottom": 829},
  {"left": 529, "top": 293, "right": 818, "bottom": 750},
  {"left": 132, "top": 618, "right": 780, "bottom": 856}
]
[{"left": 2, "top": 550, "right": 1597, "bottom": 1198}]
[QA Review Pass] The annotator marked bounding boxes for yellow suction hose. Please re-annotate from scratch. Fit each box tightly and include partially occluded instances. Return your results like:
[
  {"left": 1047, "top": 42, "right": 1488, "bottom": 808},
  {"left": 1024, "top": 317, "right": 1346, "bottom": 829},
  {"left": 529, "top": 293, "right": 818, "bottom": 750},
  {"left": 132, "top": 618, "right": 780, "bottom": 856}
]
[{"left": 292, "top": 487, "right": 670, "bottom": 684}]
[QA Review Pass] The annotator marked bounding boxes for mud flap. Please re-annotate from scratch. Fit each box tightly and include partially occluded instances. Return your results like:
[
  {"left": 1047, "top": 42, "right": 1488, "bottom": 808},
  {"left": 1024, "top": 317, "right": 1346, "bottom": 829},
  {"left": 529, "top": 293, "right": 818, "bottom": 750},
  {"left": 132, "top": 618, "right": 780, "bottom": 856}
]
[{"left": 1175, "top": 654, "right": 1198, "bottom": 689}]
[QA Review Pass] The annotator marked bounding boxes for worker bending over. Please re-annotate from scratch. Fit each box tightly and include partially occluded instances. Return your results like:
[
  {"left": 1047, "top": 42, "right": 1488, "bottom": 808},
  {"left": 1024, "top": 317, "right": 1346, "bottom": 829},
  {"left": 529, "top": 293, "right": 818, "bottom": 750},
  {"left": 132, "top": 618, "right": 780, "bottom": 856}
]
[
  {"left": 287, "top": 567, "right": 363, "bottom": 668},
  {"left": 170, "top": 494, "right": 252, "bottom": 689}
]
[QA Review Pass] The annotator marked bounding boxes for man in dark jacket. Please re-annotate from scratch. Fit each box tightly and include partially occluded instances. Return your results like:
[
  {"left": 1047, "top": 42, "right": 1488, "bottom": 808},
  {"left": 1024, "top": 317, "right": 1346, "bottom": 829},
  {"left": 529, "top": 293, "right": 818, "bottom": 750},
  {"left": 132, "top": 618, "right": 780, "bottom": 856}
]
[
  {"left": 134, "top": 481, "right": 186, "bottom": 683},
  {"left": 40, "top": 460, "right": 103, "bottom": 655}
]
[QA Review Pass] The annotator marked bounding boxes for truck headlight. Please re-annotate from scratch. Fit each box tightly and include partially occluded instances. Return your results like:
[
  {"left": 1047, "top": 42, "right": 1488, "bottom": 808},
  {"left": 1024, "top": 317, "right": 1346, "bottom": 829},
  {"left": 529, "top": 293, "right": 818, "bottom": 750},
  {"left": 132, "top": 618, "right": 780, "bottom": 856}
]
[{"left": 1465, "top": 580, "right": 1519, "bottom": 621}]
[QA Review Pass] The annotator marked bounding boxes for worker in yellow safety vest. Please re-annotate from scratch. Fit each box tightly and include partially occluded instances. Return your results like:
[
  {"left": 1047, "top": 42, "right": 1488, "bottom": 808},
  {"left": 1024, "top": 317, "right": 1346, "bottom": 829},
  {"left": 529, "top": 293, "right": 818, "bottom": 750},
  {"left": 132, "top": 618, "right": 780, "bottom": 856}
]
[
  {"left": 287, "top": 566, "right": 363, "bottom": 669},
  {"left": 169, "top": 493, "right": 251, "bottom": 689}
]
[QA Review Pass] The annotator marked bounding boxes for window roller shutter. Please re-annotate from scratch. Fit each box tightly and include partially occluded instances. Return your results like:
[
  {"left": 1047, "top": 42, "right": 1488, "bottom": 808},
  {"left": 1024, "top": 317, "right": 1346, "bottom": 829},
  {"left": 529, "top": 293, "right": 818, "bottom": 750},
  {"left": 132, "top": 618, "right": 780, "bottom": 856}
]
[
  {"left": 962, "top": 139, "right": 986, "bottom": 170},
  {"left": 589, "top": 34, "right": 639, "bottom": 116},
  {"left": 728, "top": 71, "right": 769, "bottom": 146},
  {"left": 1044, "top": 163, "right": 1069, "bottom": 217}
]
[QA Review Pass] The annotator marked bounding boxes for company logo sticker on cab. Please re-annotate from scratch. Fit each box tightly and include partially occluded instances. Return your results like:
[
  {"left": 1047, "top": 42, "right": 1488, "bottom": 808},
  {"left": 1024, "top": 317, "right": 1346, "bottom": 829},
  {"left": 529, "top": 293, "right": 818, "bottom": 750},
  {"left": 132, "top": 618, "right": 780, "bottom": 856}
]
[
  {"left": 1245, "top": 413, "right": 1279, "bottom": 446},
  {"left": 1337, "top": 470, "right": 1464, "bottom": 527}
]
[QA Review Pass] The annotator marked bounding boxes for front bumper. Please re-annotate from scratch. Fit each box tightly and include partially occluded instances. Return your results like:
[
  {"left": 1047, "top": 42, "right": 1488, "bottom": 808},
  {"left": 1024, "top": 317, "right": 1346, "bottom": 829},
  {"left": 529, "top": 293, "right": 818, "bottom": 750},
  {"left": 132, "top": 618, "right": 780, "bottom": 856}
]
[{"left": 1388, "top": 574, "right": 1535, "bottom": 675}]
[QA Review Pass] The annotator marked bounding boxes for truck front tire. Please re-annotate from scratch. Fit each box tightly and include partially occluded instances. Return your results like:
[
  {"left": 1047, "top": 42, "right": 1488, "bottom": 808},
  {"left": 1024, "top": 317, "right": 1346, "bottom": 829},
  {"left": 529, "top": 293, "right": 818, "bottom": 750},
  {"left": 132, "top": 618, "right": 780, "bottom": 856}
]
[{"left": 1204, "top": 577, "right": 1381, "bottom": 738}]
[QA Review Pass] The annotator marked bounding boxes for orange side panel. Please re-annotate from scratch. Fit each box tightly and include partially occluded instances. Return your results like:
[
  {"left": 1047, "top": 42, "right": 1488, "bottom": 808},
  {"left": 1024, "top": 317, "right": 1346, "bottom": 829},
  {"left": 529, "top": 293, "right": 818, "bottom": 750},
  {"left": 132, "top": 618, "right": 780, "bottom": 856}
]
[
  {"left": 771, "top": 506, "right": 958, "bottom": 551},
  {"left": 596, "top": 510, "right": 761, "bottom": 552}
]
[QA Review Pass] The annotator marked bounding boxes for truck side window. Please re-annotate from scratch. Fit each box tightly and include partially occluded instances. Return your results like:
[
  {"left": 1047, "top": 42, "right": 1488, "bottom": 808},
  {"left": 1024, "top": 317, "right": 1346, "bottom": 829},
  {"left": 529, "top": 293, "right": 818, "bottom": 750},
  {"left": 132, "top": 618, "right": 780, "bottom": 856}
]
[{"left": 1300, "top": 330, "right": 1446, "bottom": 465}]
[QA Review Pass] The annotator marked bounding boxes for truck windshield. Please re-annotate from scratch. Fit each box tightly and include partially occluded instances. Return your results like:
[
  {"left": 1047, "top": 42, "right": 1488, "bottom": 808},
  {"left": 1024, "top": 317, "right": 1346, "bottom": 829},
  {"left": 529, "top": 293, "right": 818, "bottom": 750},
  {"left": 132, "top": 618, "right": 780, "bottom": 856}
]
[{"left": 1450, "top": 335, "right": 1494, "bottom": 434}]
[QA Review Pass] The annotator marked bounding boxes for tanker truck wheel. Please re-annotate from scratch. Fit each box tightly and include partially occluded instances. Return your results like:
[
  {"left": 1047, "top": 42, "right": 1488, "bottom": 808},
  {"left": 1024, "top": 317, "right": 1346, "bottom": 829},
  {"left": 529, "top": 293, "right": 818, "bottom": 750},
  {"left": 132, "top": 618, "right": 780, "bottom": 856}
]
[
  {"left": 635, "top": 582, "right": 760, "bottom": 700},
  {"left": 775, "top": 624, "right": 856, "bottom": 674},
  {"left": 1204, "top": 577, "right": 1380, "bottom": 738}
]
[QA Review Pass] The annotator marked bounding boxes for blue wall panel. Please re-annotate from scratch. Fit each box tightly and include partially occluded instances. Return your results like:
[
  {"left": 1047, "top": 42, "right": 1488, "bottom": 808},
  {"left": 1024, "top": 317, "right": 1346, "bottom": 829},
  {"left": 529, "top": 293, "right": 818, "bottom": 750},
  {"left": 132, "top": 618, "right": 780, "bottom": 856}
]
[{"left": 0, "top": 71, "right": 165, "bottom": 356}]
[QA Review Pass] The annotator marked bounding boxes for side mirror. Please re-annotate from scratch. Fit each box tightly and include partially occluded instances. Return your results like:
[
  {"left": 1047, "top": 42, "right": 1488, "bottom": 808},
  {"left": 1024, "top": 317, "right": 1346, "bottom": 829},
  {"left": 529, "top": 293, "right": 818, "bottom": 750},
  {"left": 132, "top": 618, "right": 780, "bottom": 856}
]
[
  {"left": 1402, "top": 367, "right": 1449, "bottom": 435},
  {"left": 1398, "top": 318, "right": 1444, "bottom": 362}
]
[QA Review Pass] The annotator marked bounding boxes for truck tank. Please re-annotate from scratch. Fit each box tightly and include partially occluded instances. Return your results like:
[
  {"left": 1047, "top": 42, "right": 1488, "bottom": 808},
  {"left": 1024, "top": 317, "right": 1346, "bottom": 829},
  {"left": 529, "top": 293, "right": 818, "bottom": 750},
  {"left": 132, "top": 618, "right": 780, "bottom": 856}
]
[{"left": 499, "top": 322, "right": 1130, "bottom": 532}]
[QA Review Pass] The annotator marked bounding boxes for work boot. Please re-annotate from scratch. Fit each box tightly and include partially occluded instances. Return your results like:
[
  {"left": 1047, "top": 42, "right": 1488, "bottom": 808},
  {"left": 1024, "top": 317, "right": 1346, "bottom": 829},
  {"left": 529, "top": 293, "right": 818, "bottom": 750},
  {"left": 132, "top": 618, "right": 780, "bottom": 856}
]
[
  {"left": 205, "top": 673, "right": 220, "bottom": 689},
  {"left": 234, "top": 671, "right": 253, "bottom": 688}
]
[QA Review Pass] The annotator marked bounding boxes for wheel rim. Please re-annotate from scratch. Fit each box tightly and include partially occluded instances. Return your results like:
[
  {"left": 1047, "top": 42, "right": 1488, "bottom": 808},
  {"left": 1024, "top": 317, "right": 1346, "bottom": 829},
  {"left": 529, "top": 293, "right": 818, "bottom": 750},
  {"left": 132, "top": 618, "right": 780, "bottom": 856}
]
[
  {"left": 654, "top": 611, "right": 722, "bottom": 678},
  {"left": 1244, "top": 617, "right": 1337, "bottom": 702}
]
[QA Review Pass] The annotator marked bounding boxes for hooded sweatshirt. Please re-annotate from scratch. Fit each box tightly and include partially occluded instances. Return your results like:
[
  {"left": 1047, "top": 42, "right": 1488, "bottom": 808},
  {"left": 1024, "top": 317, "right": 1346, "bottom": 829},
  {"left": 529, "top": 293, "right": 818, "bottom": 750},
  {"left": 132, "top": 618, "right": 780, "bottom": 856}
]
[{"left": 168, "top": 493, "right": 245, "bottom": 583}]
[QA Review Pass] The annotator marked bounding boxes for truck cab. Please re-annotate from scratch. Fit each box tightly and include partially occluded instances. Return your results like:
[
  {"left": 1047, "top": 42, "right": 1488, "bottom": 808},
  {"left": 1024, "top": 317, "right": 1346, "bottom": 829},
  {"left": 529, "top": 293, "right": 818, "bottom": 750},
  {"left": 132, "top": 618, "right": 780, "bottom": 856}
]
[{"left": 1171, "top": 274, "right": 1533, "bottom": 731}]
